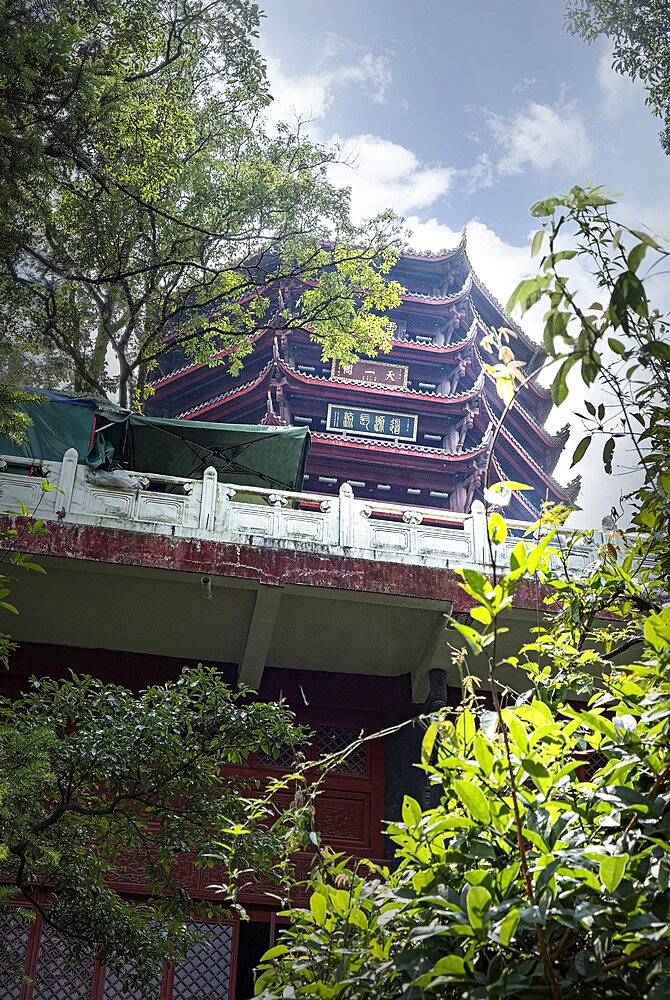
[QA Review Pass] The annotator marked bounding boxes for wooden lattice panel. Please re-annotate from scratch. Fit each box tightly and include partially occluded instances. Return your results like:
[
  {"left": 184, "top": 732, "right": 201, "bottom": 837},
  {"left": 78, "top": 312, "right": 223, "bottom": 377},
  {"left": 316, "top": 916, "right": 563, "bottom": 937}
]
[
  {"left": 30, "top": 925, "right": 93, "bottom": 1000},
  {"left": 172, "top": 923, "right": 234, "bottom": 999},
  {"left": 315, "top": 726, "right": 367, "bottom": 775},
  {"left": 0, "top": 913, "right": 31, "bottom": 1000},
  {"left": 101, "top": 964, "right": 163, "bottom": 1000}
]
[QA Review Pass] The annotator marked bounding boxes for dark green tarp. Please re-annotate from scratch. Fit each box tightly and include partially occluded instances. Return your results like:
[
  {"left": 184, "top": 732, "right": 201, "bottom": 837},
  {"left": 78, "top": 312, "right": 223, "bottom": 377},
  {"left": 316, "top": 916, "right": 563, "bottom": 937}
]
[
  {"left": 95, "top": 412, "right": 310, "bottom": 491},
  {"left": 0, "top": 391, "right": 310, "bottom": 492},
  {"left": 0, "top": 391, "right": 97, "bottom": 463}
]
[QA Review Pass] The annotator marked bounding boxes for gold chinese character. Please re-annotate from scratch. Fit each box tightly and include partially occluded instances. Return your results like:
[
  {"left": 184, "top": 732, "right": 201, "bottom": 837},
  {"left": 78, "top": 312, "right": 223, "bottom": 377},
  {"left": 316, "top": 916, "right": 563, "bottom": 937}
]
[
  {"left": 363, "top": 369, "right": 376, "bottom": 381},
  {"left": 341, "top": 363, "right": 353, "bottom": 375},
  {"left": 385, "top": 371, "right": 396, "bottom": 381},
  {"left": 389, "top": 417, "right": 401, "bottom": 435},
  {"left": 343, "top": 410, "right": 354, "bottom": 429},
  {"left": 374, "top": 415, "right": 385, "bottom": 432},
  {"left": 360, "top": 412, "right": 371, "bottom": 429}
]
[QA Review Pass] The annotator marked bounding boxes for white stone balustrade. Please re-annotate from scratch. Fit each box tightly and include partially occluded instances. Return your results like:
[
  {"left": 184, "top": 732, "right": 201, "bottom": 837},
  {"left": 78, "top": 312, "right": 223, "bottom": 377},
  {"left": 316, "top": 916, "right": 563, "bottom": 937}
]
[{"left": 0, "top": 449, "right": 599, "bottom": 574}]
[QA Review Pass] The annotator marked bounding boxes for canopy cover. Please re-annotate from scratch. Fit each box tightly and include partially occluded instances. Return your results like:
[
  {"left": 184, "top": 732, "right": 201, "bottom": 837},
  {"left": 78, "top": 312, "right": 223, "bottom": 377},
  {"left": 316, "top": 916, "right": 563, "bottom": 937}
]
[{"left": 0, "top": 390, "right": 310, "bottom": 492}]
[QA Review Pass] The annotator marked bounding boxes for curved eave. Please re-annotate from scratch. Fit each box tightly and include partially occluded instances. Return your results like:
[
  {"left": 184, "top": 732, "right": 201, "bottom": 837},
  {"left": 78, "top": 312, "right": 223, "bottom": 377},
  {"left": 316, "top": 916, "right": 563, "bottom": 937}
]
[
  {"left": 469, "top": 272, "right": 545, "bottom": 358},
  {"left": 397, "top": 237, "right": 466, "bottom": 263},
  {"left": 274, "top": 357, "right": 485, "bottom": 407},
  {"left": 397, "top": 273, "right": 472, "bottom": 306},
  {"left": 490, "top": 420, "right": 574, "bottom": 504},
  {"left": 391, "top": 315, "right": 479, "bottom": 355},
  {"left": 148, "top": 326, "right": 277, "bottom": 390},
  {"left": 480, "top": 373, "right": 568, "bottom": 455},
  {"left": 311, "top": 431, "right": 490, "bottom": 464},
  {"left": 177, "top": 361, "right": 274, "bottom": 419}
]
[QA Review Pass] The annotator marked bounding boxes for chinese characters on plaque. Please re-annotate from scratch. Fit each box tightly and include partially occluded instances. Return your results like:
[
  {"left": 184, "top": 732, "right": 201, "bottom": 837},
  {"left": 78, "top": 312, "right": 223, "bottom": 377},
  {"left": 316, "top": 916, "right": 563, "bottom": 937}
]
[
  {"left": 331, "top": 359, "right": 409, "bottom": 389},
  {"left": 326, "top": 404, "right": 417, "bottom": 442}
]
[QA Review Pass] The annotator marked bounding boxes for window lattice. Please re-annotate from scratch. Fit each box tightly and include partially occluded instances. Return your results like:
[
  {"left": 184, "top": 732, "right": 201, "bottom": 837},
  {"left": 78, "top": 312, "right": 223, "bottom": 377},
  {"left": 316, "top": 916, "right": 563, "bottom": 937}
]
[
  {"left": 256, "top": 743, "right": 305, "bottom": 770},
  {"left": 31, "top": 925, "right": 93, "bottom": 1000},
  {"left": 582, "top": 751, "right": 608, "bottom": 782},
  {"left": 0, "top": 913, "right": 31, "bottom": 1000},
  {"left": 316, "top": 727, "right": 367, "bottom": 775},
  {"left": 101, "top": 964, "right": 163, "bottom": 1000},
  {"left": 172, "top": 923, "right": 234, "bottom": 999}
]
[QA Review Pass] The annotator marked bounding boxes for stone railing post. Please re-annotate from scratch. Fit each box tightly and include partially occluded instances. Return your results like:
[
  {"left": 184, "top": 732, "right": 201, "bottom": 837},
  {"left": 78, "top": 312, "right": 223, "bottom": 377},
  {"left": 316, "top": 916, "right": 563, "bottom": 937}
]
[
  {"left": 338, "top": 482, "right": 355, "bottom": 548},
  {"left": 198, "top": 466, "right": 218, "bottom": 531},
  {"left": 57, "top": 448, "right": 79, "bottom": 516},
  {"left": 470, "top": 499, "right": 489, "bottom": 567}
]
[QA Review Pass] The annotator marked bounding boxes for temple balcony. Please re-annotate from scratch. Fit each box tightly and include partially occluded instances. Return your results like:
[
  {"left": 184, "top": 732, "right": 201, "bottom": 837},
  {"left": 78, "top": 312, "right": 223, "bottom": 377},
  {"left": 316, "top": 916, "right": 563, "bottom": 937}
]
[{"left": 0, "top": 450, "right": 602, "bottom": 703}]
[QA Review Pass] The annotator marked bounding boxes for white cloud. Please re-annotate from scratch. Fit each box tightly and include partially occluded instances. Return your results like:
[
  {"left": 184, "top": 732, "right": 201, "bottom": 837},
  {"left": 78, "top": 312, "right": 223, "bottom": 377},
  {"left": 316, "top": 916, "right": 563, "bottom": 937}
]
[
  {"left": 597, "top": 47, "right": 644, "bottom": 120},
  {"left": 328, "top": 135, "right": 455, "bottom": 220},
  {"left": 488, "top": 99, "right": 594, "bottom": 174},
  {"left": 262, "top": 52, "right": 392, "bottom": 129}
]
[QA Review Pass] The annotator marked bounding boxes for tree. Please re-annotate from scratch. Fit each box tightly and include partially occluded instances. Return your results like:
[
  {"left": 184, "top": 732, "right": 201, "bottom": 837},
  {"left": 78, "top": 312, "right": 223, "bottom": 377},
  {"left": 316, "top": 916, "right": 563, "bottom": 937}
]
[
  {"left": 0, "top": 0, "right": 403, "bottom": 407},
  {"left": 251, "top": 189, "right": 670, "bottom": 998},
  {"left": 565, "top": 0, "right": 670, "bottom": 154},
  {"left": 0, "top": 665, "right": 307, "bottom": 988}
]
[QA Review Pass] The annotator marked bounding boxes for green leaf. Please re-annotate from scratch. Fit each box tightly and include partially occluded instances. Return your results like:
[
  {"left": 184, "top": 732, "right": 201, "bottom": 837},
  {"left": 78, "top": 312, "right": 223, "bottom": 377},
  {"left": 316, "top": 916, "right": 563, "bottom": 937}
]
[
  {"left": 505, "top": 714, "right": 528, "bottom": 753},
  {"left": 527, "top": 532, "right": 555, "bottom": 574},
  {"left": 603, "top": 436, "right": 615, "bottom": 475},
  {"left": 451, "top": 621, "right": 484, "bottom": 654},
  {"left": 644, "top": 608, "right": 670, "bottom": 653},
  {"left": 607, "top": 337, "right": 627, "bottom": 356},
  {"left": 487, "top": 512, "right": 507, "bottom": 545},
  {"left": 571, "top": 435, "right": 591, "bottom": 467},
  {"left": 260, "top": 944, "right": 290, "bottom": 962},
  {"left": 402, "top": 794, "right": 422, "bottom": 826},
  {"left": 421, "top": 723, "right": 438, "bottom": 766},
  {"left": 459, "top": 569, "right": 491, "bottom": 598},
  {"left": 348, "top": 907, "right": 368, "bottom": 930},
  {"left": 530, "top": 196, "right": 562, "bottom": 218},
  {"left": 627, "top": 242, "right": 648, "bottom": 274},
  {"left": 599, "top": 854, "right": 628, "bottom": 892},
  {"left": 309, "top": 891, "right": 327, "bottom": 925},
  {"left": 497, "top": 906, "right": 520, "bottom": 946},
  {"left": 530, "top": 229, "right": 545, "bottom": 258},
  {"left": 646, "top": 340, "right": 670, "bottom": 361},
  {"left": 509, "top": 540, "right": 527, "bottom": 572},
  {"left": 551, "top": 354, "right": 579, "bottom": 404},
  {"left": 470, "top": 606, "right": 492, "bottom": 625},
  {"left": 466, "top": 884, "right": 491, "bottom": 929},
  {"left": 456, "top": 709, "right": 476, "bottom": 748},
  {"left": 431, "top": 954, "right": 467, "bottom": 977},
  {"left": 629, "top": 228, "right": 660, "bottom": 249},
  {"left": 474, "top": 733, "right": 494, "bottom": 774},
  {"left": 453, "top": 779, "right": 491, "bottom": 824}
]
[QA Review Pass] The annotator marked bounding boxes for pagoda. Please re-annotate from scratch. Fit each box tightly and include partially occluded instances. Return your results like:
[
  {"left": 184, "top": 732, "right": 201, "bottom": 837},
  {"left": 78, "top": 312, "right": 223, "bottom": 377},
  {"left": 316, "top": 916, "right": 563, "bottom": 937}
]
[{"left": 147, "top": 241, "right": 578, "bottom": 520}]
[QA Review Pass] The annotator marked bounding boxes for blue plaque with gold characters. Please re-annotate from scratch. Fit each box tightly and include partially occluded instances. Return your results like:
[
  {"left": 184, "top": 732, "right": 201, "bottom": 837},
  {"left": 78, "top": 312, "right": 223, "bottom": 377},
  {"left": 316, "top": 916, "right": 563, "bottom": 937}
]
[{"left": 326, "top": 404, "right": 417, "bottom": 442}]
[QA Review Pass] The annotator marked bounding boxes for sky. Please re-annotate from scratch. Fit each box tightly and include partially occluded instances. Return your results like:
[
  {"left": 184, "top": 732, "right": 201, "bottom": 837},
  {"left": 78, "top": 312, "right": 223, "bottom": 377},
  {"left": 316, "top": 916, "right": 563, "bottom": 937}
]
[{"left": 258, "top": 1, "right": 669, "bottom": 526}]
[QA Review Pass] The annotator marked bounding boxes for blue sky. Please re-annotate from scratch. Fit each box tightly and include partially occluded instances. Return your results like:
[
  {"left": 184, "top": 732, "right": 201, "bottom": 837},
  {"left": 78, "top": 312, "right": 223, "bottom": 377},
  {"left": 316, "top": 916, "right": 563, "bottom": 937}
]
[{"left": 258, "top": 2, "right": 669, "bottom": 524}]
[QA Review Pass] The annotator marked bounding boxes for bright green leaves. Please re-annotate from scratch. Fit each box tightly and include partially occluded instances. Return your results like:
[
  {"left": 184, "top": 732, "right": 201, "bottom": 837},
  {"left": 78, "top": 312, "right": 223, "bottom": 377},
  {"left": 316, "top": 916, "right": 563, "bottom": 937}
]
[
  {"left": 496, "top": 906, "right": 521, "bottom": 946},
  {"left": 466, "top": 884, "right": 491, "bottom": 930},
  {"left": 1, "top": 665, "right": 306, "bottom": 984},
  {"left": 310, "top": 890, "right": 327, "bottom": 926},
  {"left": 453, "top": 780, "right": 491, "bottom": 825},
  {"left": 402, "top": 795, "right": 422, "bottom": 827},
  {"left": 571, "top": 434, "right": 591, "bottom": 466},
  {"left": 487, "top": 512, "right": 507, "bottom": 545},
  {"left": 599, "top": 854, "right": 629, "bottom": 893},
  {"left": 644, "top": 607, "right": 670, "bottom": 653}
]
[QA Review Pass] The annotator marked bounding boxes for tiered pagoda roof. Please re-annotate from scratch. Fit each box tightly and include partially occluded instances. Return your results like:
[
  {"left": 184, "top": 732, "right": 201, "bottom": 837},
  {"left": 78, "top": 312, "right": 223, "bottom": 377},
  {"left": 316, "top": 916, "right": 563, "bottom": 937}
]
[{"left": 148, "top": 243, "right": 577, "bottom": 518}]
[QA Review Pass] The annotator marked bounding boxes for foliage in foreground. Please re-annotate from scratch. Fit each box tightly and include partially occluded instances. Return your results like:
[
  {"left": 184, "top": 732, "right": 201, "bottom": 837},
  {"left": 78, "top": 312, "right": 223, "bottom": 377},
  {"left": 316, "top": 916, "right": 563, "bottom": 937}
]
[
  {"left": 1, "top": 0, "right": 404, "bottom": 406},
  {"left": 565, "top": 0, "right": 670, "bottom": 153},
  {"left": 253, "top": 191, "right": 670, "bottom": 998},
  {"left": 255, "top": 526, "right": 670, "bottom": 999},
  {"left": 0, "top": 665, "right": 305, "bottom": 983}
]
